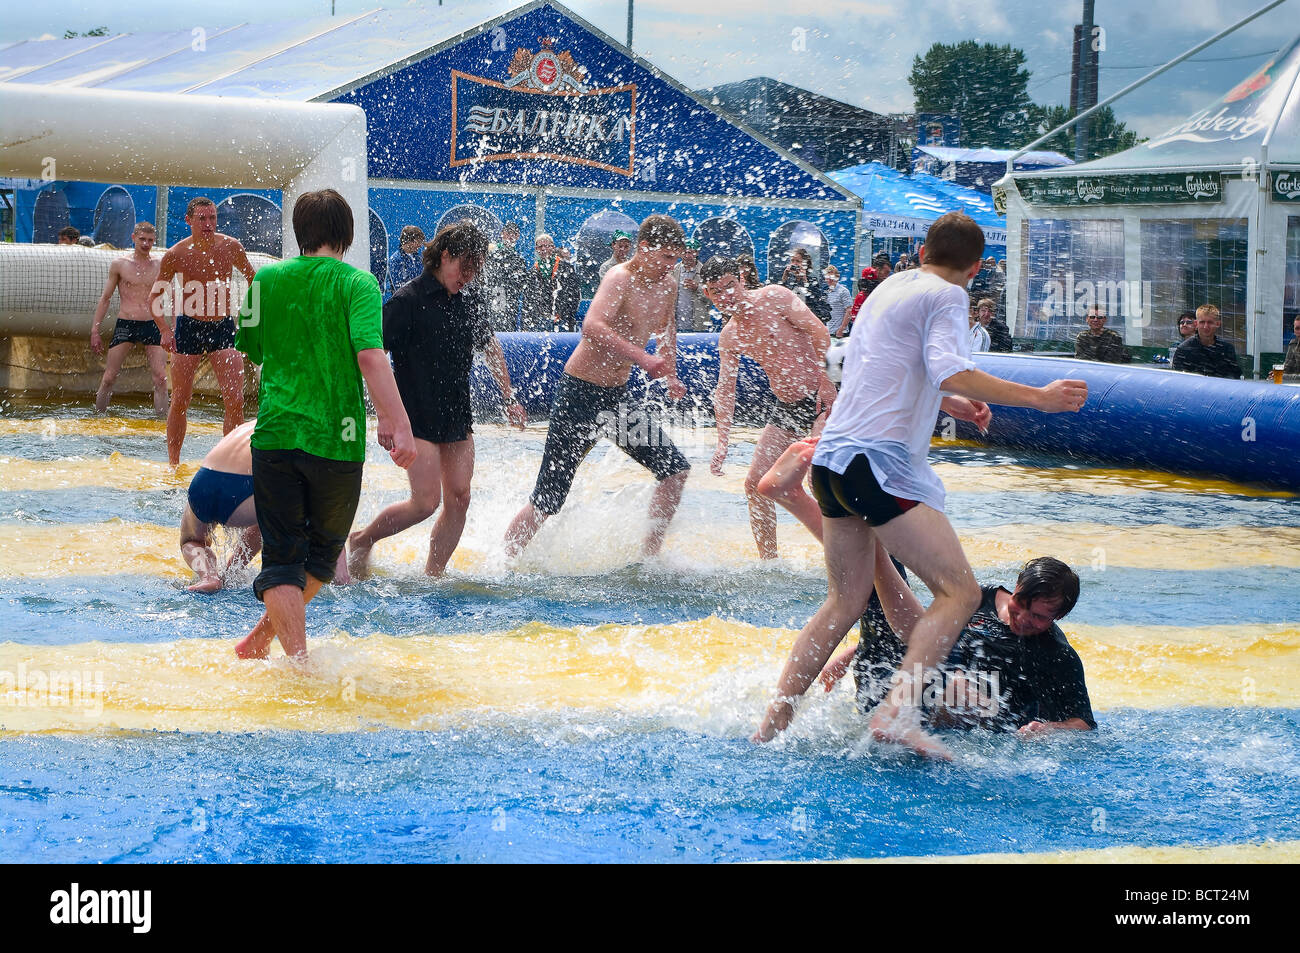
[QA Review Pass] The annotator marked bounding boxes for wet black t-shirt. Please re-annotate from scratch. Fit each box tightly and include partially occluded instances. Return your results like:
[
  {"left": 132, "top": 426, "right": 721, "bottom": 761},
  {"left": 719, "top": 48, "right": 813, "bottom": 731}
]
[
  {"left": 383, "top": 270, "right": 494, "bottom": 444},
  {"left": 853, "top": 585, "right": 1096, "bottom": 730}
]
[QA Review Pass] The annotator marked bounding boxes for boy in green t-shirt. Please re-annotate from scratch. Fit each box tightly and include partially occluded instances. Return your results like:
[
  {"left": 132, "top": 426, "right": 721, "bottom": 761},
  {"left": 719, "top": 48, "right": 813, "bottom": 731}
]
[{"left": 233, "top": 188, "right": 415, "bottom": 660}]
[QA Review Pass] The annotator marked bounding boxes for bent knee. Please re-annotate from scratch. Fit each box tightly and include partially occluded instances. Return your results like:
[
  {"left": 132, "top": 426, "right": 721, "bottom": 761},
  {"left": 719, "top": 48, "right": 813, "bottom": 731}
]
[{"left": 445, "top": 487, "right": 472, "bottom": 514}]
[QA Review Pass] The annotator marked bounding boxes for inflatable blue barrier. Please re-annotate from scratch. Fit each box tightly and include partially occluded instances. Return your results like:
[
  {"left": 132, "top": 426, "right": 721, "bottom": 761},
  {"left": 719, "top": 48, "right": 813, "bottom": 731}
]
[{"left": 472, "top": 335, "right": 1300, "bottom": 490}]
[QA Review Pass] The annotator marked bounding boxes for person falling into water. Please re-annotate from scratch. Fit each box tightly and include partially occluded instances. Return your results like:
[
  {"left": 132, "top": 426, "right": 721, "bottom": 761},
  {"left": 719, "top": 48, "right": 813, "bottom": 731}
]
[
  {"left": 752, "top": 212, "right": 1088, "bottom": 759},
  {"left": 702, "top": 256, "right": 837, "bottom": 559},
  {"left": 148, "top": 197, "right": 258, "bottom": 466},
  {"left": 89, "top": 221, "right": 168, "bottom": 416},
  {"left": 503, "top": 215, "right": 690, "bottom": 560},
  {"left": 347, "top": 221, "right": 527, "bottom": 580},
  {"left": 180, "top": 420, "right": 351, "bottom": 592}
]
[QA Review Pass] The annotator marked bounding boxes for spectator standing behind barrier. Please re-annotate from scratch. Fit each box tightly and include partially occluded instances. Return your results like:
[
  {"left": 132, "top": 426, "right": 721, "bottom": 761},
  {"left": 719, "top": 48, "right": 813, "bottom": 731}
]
[
  {"left": 57, "top": 227, "right": 80, "bottom": 245},
  {"left": 524, "top": 234, "right": 580, "bottom": 331},
  {"left": 825, "top": 265, "right": 853, "bottom": 336},
  {"left": 599, "top": 230, "right": 634, "bottom": 278},
  {"left": 968, "top": 302, "right": 991, "bottom": 352},
  {"left": 481, "top": 222, "right": 527, "bottom": 331},
  {"left": 842, "top": 263, "right": 885, "bottom": 338},
  {"left": 1074, "top": 306, "right": 1130, "bottom": 363},
  {"left": 1284, "top": 313, "right": 1300, "bottom": 375},
  {"left": 675, "top": 240, "right": 710, "bottom": 332},
  {"left": 1173, "top": 311, "right": 1197, "bottom": 347},
  {"left": 979, "top": 297, "right": 1013, "bottom": 352},
  {"left": 1172, "top": 304, "right": 1241, "bottom": 379},
  {"left": 779, "top": 248, "right": 831, "bottom": 324},
  {"left": 386, "top": 225, "right": 425, "bottom": 298},
  {"left": 735, "top": 254, "right": 762, "bottom": 290}
]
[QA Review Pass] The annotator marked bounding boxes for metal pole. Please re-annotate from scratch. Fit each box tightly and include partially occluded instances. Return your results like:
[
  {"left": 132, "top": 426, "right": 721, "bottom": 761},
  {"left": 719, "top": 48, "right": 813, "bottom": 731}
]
[
  {"left": 627, "top": 0, "right": 634, "bottom": 50},
  {"left": 1075, "top": 0, "right": 1095, "bottom": 162},
  {"left": 1006, "top": 0, "right": 1287, "bottom": 174}
]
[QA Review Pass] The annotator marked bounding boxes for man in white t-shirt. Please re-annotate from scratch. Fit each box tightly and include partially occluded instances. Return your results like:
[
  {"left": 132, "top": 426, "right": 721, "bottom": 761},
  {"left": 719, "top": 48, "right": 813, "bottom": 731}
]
[{"left": 753, "top": 211, "right": 1088, "bottom": 759}]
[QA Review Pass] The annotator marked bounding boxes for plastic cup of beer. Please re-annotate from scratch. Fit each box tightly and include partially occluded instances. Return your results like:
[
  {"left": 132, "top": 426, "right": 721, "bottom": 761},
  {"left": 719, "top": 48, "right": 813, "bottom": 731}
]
[{"left": 1274, "top": 364, "right": 1286, "bottom": 384}]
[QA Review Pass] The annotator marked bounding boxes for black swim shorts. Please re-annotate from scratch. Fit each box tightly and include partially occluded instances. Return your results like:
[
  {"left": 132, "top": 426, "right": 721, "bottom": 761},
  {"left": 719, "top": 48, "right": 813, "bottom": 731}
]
[
  {"left": 251, "top": 448, "right": 362, "bottom": 598},
  {"left": 175, "top": 315, "right": 236, "bottom": 355},
  {"left": 767, "top": 392, "right": 823, "bottom": 436},
  {"left": 810, "top": 454, "right": 919, "bottom": 526},
  {"left": 529, "top": 373, "right": 691, "bottom": 516},
  {"left": 109, "top": 318, "right": 162, "bottom": 348}
]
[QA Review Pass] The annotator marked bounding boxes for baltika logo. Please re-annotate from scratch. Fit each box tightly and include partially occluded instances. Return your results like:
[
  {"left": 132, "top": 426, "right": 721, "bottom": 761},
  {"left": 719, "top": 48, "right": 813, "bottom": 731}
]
[
  {"left": 504, "top": 39, "right": 589, "bottom": 92},
  {"left": 451, "top": 37, "right": 636, "bottom": 175}
]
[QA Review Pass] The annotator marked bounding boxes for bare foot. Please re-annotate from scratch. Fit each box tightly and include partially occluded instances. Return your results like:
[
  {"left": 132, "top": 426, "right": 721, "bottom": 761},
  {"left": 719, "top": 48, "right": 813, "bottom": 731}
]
[
  {"left": 187, "top": 575, "right": 223, "bottom": 593},
  {"left": 346, "top": 532, "right": 372, "bottom": 580},
  {"left": 234, "top": 633, "right": 270, "bottom": 659},
  {"left": 424, "top": 560, "right": 447, "bottom": 578},
  {"left": 869, "top": 704, "right": 954, "bottom": 761}
]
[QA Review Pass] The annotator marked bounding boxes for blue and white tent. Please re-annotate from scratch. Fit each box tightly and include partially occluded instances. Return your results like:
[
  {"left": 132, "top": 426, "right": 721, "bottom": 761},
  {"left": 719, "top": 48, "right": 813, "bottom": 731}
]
[
  {"left": 829, "top": 161, "right": 1007, "bottom": 258},
  {"left": 0, "top": 1, "right": 860, "bottom": 296}
]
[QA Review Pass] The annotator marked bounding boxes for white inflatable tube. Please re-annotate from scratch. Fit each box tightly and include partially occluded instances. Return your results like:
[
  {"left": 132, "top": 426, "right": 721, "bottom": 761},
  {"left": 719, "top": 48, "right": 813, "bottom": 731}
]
[
  {"left": 0, "top": 83, "right": 369, "bottom": 270},
  {"left": 0, "top": 244, "right": 280, "bottom": 337}
]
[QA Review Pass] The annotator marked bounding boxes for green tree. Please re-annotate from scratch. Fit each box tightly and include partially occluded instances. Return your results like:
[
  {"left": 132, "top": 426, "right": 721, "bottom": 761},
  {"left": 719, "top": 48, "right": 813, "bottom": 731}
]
[
  {"left": 909, "top": 41, "right": 1036, "bottom": 148},
  {"left": 1031, "top": 104, "right": 1141, "bottom": 160},
  {"left": 64, "top": 27, "right": 109, "bottom": 39}
]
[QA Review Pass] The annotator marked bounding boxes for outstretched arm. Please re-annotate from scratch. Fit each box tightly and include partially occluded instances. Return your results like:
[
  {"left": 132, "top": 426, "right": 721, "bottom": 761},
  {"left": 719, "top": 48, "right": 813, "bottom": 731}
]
[
  {"left": 710, "top": 338, "right": 740, "bottom": 475},
  {"left": 483, "top": 336, "right": 526, "bottom": 429},
  {"left": 941, "top": 368, "right": 1086, "bottom": 413}
]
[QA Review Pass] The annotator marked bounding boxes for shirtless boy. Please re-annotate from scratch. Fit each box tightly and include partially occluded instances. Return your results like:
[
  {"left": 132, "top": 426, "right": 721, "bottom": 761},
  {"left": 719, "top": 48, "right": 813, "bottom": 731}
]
[
  {"left": 752, "top": 211, "right": 1088, "bottom": 758},
  {"left": 90, "top": 222, "right": 168, "bottom": 415},
  {"left": 703, "top": 256, "right": 837, "bottom": 559},
  {"left": 503, "top": 214, "right": 690, "bottom": 559},
  {"left": 180, "top": 420, "right": 350, "bottom": 593},
  {"left": 149, "top": 197, "right": 258, "bottom": 466}
]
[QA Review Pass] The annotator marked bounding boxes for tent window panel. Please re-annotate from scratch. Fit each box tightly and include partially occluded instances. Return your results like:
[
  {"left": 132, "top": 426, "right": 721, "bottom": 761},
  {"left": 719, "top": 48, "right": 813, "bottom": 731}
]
[
  {"left": 1140, "top": 219, "right": 1248, "bottom": 348},
  {"left": 1022, "top": 218, "right": 1124, "bottom": 343}
]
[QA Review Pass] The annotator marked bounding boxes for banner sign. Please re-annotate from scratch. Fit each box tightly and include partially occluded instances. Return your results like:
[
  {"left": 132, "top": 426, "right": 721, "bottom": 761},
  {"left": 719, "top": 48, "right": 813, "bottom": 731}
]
[
  {"left": 450, "top": 40, "right": 636, "bottom": 176},
  {"left": 863, "top": 212, "right": 1005, "bottom": 245},
  {"left": 1017, "top": 172, "right": 1225, "bottom": 206},
  {"left": 1274, "top": 171, "right": 1300, "bottom": 203}
]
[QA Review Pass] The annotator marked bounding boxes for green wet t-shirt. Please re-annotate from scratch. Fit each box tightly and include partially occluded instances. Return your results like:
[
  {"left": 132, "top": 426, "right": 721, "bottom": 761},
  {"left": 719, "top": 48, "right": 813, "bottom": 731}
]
[{"left": 236, "top": 255, "right": 384, "bottom": 462}]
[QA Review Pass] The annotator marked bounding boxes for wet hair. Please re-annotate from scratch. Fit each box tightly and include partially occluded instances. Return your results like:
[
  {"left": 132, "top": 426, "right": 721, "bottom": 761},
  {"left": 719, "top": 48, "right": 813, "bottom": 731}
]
[
  {"left": 921, "top": 211, "right": 984, "bottom": 270},
  {"left": 57, "top": 226, "right": 81, "bottom": 242},
  {"left": 399, "top": 225, "right": 426, "bottom": 245},
  {"left": 185, "top": 196, "right": 216, "bottom": 217},
  {"left": 1195, "top": 303, "right": 1220, "bottom": 321},
  {"left": 700, "top": 256, "right": 742, "bottom": 283},
  {"left": 423, "top": 219, "right": 489, "bottom": 273},
  {"left": 133, "top": 221, "right": 156, "bottom": 234},
  {"left": 1013, "top": 557, "right": 1080, "bottom": 619},
  {"left": 824, "top": 265, "right": 840, "bottom": 278},
  {"left": 637, "top": 214, "right": 685, "bottom": 251},
  {"left": 292, "top": 188, "right": 354, "bottom": 254}
]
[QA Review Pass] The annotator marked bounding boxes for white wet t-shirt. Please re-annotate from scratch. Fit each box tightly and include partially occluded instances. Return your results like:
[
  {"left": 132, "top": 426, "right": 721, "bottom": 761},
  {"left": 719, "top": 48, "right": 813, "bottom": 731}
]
[{"left": 813, "top": 269, "right": 975, "bottom": 512}]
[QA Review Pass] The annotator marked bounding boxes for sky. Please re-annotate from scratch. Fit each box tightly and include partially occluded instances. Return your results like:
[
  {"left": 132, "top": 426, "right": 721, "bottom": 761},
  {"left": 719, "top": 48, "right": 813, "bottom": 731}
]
[{"left": 1, "top": 0, "right": 1294, "bottom": 141}]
